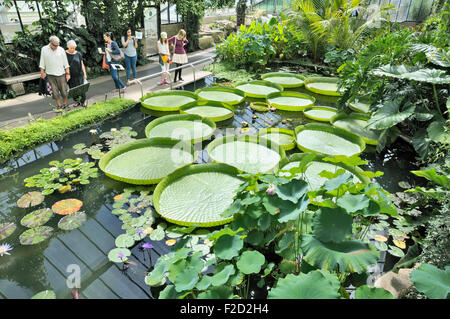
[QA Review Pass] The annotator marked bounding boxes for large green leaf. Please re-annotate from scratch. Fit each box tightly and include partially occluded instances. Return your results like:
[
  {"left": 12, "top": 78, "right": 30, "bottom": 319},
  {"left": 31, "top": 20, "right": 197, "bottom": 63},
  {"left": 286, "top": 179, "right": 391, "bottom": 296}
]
[
  {"left": 304, "top": 77, "right": 343, "bottom": 96},
  {"left": 154, "top": 164, "right": 244, "bottom": 227},
  {"left": 261, "top": 72, "right": 305, "bottom": 88},
  {"left": 268, "top": 270, "right": 341, "bottom": 299},
  {"left": 366, "top": 100, "right": 415, "bottom": 130},
  {"left": 211, "top": 264, "right": 236, "bottom": 286},
  {"left": 99, "top": 138, "right": 197, "bottom": 185},
  {"left": 337, "top": 194, "right": 370, "bottom": 213},
  {"left": 410, "top": 44, "right": 450, "bottom": 68},
  {"left": 354, "top": 286, "right": 394, "bottom": 299},
  {"left": 235, "top": 80, "right": 283, "bottom": 98},
  {"left": 275, "top": 179, "right": 308, "bottom": 203},
  {"left": 194, "top": 86, "right": 245, "bottom": 105},
  {"left": 312, "top": 207, "right": 353, "bottom": 243},
  {"left": 266, "top": 91, "right": 315, "bottom": 111},
  {"left": 373, "top": 64, "right": 450, "bottom": 84},
  {"left": 20, "top": 209, "right": 53, "bottom": 228},
  {"left": 411, "top": 168, "right": 450, "bottom": 189},
  {"left": 180, "top": 100, "right": 235, "bottom": 122},
  {"left": 213, "top": 234, "right": 243, "bottom": 260},
  {"left": 258, "top": 128, "right": 296, "bottom": 151},
  {"left": 301, "top": 235, "right": 379, "bottom": 273},
  {"left": 197, "top": 286, "right": 234, "bottom": 299},
  {"left": 174, "top": 266, "right": 200, "bottom": 292},
  {"left": 303, "top": 106, "right": 338, "bottom": 122},
  {"left": 140, "top": 90, "right": 198, "bottom": 111},
  {"left": 331, "top": 113, "right": 379, "bottom": 145},
  {"left": 19, "top": 226, "right": 53, "bottom": 245},
  {"left": 236, "top": 250, "right": 266, "bottom": 275},
  {"left": 410, "top": 264, "right": 450, "bottom": 299}
]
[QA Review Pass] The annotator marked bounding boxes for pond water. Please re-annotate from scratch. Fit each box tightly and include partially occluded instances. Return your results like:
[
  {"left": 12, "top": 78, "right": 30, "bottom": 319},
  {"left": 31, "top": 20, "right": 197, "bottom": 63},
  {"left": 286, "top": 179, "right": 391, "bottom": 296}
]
[{"left": 0, "top": 76, "right": 419, "bottom": 299}]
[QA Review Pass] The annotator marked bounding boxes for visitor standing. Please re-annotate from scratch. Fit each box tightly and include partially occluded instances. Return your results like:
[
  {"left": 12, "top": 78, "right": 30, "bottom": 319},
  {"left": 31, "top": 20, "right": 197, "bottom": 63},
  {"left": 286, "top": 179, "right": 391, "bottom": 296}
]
[
  {"left": 168, "top": 29, "right": 189, "bottom": 82},
  {"left": 100, "top": 32, "right": 126, "bottom": 92},
  {"left": 66, "top": 40, "right": 87, "bottom": 107},
  {"left": 39, "top": 35, "right": 70, "bottom": 111},
  {"left": 122, "top": 29, "right": 138, "bottom": 86},
  {"left": 157, "top": 32, "right": 170, "bottom": 85}
]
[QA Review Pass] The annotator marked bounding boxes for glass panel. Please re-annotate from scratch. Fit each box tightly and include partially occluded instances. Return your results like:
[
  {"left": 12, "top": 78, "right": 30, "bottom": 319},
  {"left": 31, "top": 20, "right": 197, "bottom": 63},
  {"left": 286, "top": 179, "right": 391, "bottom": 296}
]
[
  {"left": 169, "top": 4, "right": 177, "bottom": 24},
  {"left": 0, "top": 1, "right": 40, "bottom": 43},
  {"left": 160, "top": 2, "right": 169, "bottom": 24},
  {"left": 143, "top": 7, "right": 158, "bottom": 55}
]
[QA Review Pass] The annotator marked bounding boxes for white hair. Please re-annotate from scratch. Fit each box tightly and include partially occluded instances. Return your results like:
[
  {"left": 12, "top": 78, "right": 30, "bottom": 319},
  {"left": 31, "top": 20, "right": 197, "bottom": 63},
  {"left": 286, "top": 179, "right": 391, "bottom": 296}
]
[
  {"left": 49, "top": 35, "right": 60, "bottom": 44},
  {"left": 67, "top": 40, "right": 77, "bottom": 48}
]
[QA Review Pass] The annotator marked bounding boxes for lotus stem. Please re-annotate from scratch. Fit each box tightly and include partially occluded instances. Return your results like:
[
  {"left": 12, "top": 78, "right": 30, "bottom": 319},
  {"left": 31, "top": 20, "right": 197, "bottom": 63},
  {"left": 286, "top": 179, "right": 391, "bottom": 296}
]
[{"left": 432, "top": 84, "right": 444, "bottom": 119}]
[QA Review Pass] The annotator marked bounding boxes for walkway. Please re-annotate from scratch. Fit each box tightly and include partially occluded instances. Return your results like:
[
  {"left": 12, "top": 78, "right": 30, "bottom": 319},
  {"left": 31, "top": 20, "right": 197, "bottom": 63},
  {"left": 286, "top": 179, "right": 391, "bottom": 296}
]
[{"left": 0, "top": 47, "right": 217, "bottom": 130}]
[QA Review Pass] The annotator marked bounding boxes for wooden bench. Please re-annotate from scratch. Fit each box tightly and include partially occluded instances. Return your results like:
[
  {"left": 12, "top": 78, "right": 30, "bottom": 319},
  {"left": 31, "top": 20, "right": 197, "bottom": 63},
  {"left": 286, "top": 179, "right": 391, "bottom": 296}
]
[{"left": 0, "top": 72, "right": 41, "bottom": 96}]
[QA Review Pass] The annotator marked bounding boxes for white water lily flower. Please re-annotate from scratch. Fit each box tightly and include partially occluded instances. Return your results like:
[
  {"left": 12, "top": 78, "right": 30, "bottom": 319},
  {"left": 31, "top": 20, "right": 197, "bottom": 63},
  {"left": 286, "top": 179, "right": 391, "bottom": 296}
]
[
  {"left": 89, "top": 129, "right": 98, "bottom": 135},
  {"left": 0, "top": 243, "right": 13, "bottom": 257},
  {"left": 49, "top": 167, "right": 59, "bottom": 172},
  {"left": 64, "top": 168, "right": 73, "bottom": 174},
  {"left": 110, "top": 128, "right": 118, "bottom": 132}
]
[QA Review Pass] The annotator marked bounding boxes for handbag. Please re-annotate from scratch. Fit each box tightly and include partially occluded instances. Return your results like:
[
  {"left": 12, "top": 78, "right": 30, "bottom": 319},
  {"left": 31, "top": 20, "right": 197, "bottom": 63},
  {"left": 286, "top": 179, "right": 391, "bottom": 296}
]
[
  {"left": 111, "top": 49, "right": 125, "bottom": 62},
  {"left": 102, "top": 54, "right": 110, "bottom": 70}
]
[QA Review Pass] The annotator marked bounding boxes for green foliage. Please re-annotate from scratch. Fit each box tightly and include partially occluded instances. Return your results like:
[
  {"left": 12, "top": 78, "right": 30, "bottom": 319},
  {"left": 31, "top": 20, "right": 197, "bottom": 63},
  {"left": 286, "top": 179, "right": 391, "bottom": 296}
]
[
  {"left": 354, "top": 285, "right": 394, "bottom": 299},
  {"left": 410, "top": 264, "right": 450, "bottom": 299},
  {"left": 0, "top": 98, "right": 136, "bottom": 164},
  {"left": 24, "top": 158, "right": 98, "bottom": 195},
  {"left": 203, "top": 61, "right": 258, "bottom": 83}
]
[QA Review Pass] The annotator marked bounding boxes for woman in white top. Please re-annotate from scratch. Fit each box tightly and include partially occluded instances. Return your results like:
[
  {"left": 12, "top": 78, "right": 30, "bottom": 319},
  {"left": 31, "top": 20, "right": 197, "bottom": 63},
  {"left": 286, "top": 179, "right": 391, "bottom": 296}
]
[{"left": 157, "top": 32, "right": 171, "bottom": 85}]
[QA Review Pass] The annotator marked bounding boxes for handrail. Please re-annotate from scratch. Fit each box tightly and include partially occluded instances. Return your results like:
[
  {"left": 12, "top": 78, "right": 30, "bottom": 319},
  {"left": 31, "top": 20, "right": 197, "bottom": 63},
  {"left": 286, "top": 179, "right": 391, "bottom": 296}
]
[{"left": 129, "top": 56, "right": 216, "bottom": 99}]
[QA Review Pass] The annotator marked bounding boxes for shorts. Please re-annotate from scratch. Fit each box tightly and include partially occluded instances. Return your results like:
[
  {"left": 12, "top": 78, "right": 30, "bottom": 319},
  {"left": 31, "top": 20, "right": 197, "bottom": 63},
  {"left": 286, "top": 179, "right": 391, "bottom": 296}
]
[{"left": 47, "top": 74, "right": 68, "bottom": 100}]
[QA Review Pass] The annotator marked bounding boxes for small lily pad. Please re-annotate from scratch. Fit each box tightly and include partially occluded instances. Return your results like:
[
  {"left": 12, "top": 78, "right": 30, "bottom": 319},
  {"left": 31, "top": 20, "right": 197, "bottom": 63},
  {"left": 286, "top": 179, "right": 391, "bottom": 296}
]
[
  {"left": 115, "top": 234, "right": 135, "bottom": 248},
  {"left": 19, "top": 226, "right": 54, "bottom": 245},
  {"left": 52, "top": 199, "right": 83, "bottom": 215},
  {"left": 17, "top": 192, "right": 44, "bottom": 208},
  {"left": 0, "top": 223, "right": 17, "bottom": 241},
  {"left": 20, "top": 209, "right": 53, "bottom": 228},
  {"left": 31, "top": 290, "right": 56, "bottom": 299},
  {"left": 108, "top": 247, "right": 131, "bottom": 263},
  {"left": 58, "top": 211, "right": 87, "bottom": 230}
]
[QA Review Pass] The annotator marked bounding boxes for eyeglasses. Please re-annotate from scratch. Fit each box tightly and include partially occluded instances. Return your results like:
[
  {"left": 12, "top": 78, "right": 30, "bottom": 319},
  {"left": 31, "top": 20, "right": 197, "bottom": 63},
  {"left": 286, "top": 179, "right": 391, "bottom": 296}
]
[{"left": 50, "top": 43, "right": 59, "bottom": 48}]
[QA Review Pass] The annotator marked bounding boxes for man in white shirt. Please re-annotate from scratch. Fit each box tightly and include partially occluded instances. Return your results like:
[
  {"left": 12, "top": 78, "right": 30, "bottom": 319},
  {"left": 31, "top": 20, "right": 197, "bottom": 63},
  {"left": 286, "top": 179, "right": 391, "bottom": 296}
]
[{"left": 39, "top": 35, "right": 71, "bottom": 110}]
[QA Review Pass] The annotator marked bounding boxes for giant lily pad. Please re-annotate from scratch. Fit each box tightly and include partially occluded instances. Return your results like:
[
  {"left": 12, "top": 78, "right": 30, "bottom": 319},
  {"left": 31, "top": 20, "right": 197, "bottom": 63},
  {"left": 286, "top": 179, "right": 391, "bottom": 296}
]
[
  {"left": 17, "top": 192, "right": 44, "bottom": 208},
  {"left": 20, "top": 209, "right": 53, "bottom": 228},
  {"left": 99, "top": 138, "right": 197, "bottom": 185},
  {"left": 52, "top": 199, "right": 83, "bottom": 215},
  {"left": 257, "top": 128, "right": 296, "bottom": 151},
  {"left": 58, "top": 211, "right": 87, "bottom": 230},
  {"left": 303, "top": 106, "right": 337, "bottom": 122},
  {"left": 331, "top": 113, "right": 380, "bottom": 145},
  {"left": 235, "top": 80, "right": 283, "bottom": 98},
  {"left": 140, "top": 90, "right": 198, "bottom": 111},
  {"left": 195, "top": 86, "right": 245, "bottom": 105},
  {"left": 145, "top": 114, "right": 216, "bottom": 144},
  {"left": 261, "top": 72, "right": 305, "bottom": 88},
  {"left": 349, "top": 98, "right": 371, "bottom": 114},
  {"left": 279, "top": 153, "right": 370, "bottom": 190},
  {"left": 153, "top": 163, "right": 244, "bottom": 227},
  {"left": 295, "top": 123, "right": 365, "bottom": 156},
  {"left": 179, "top": 100, "right": 235, "bottom": 122},
  {"left": 19, "top": 226, "right": 54, "bottom": 245},
  {"left": 266, "top": 91, "right": 315, "bottom": 111},
  {"left": 206, "top": 135, "right": 286, "bottom": 174},
  {"left": 0, "top": 223, "right": 16, "bottom": 241},
  {"left": 304, "top": 77, "right": 343, "bottom": 96}
]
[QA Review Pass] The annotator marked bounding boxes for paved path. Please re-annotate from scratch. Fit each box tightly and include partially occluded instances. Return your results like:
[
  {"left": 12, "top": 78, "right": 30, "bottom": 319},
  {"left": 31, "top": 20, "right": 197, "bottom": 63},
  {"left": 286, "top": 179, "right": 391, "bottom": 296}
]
[{"left": 0, "top": 47, "right": 216, "bottom": 129}]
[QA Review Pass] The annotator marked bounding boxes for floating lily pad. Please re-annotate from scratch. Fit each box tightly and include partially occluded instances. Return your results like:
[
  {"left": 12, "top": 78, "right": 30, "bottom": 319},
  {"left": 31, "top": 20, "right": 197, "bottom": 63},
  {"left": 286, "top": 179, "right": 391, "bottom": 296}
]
[
  {"left": 108, "top": 247, "right": 131, "bottom": 263},
  {"left": 258, "top": 128, "right": 296, "bottom": 151},
  {"left": 145, "top": 114, "right": 216, "bottom": 144},
  {"left": 99, "top": 138, "right": 197, "bottom": 185},
  {"left": 206, "top": 135, "right": 286, "bottom": 174},
  {"left": 0, "top": 223, "right": 17, "bottom": 241},
  {"left": 235, "top": 80, "right": 283, "bottom": 98},
  {"left": 330, "top": 113, "right": 380, "bottom": 145},
  {"left": 261, "top": 72, "right": 305, "bottom": 88},
  {"left": 349, "top": 98, "right": 371, "bottom": 114},
  {"left": 180, "top": 100, "right": 235, "bottom": 122},
  {"left": 52, "top": 199, "right": 83, "bottom": 215},
  {"left": 140, "top": 90, "right": 198, "bottom": 111},
  {"left": 195, "top": 86, "right": 245, "bottom": 105},
  {"left": 266, "top": 91, "right": 315, "bottom": 111},
  {"left": 31, "top": 290, "right": 56, "bottom": 299},
  {"left": 20, "top": 208, "right": 53, "bottom": 228},
  {"left": 115, "top": 233, "right": 135, "bottom": 248},
  {"left": 19, "top": 226, "right": 54, "bottom": 245},
  {"left": 58, "top": 211, "right": 87, "bottom": 230},
  {"left": 249, "top": 102, "right": 270, "bottom": 112},
  {"left": 304, "top": 77, "right": 343, "bottom": 96},
  {"left": 17, "top": 192, "right": 44, "bottom": 208},
  {"left": 303, "top": 106, "right": 337, "bottom": 122},
  {"left": 153, "top": 164, "right": 244, "bottom": 227},
  {"left": 295, "top": 123, "right": 365, "bottom": 156}
]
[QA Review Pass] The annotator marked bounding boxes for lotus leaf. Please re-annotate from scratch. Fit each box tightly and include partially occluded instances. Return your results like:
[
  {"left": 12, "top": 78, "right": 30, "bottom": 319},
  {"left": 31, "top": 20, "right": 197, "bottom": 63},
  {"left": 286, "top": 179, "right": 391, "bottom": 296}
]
[
  {"left": 354, "top": 285, "right": 394, "bottom": 299},
  {"left": 17, "top": 192, "right": 44, "bottom": 208},
  {"left": 52, "top": 199, "right": 83, "bottom": 215},
  {"left": 20, "top": 208, "right": 53, "bottom": 228},
  {"left": 211, "top": 264, "right": 235, "bottom": 287},
  {"left": 0, "top": 223, "right": 17, "bottom": 241},
  {"left": 236, "top": 250, "right": 265, "bottom": 274},
  {"left": 196, "top": 275, "right": 213, "bottom": 290},
  {"left": 197, "top": 286, "right": 234, "bottom": 299},
  {"left": 31, "top": 290, "right": 56, "bottom": 299},
  {"left": 268, "top": 270, "right": 341, "bottom": 299},
  {"left": 19, "top": 226, "right": 54, "bottom": 245},
  {"left": 213, "top": 234, "right": 243, "bottom": 260},
  {"left": 410, "top": 264, "right": 450, "bottom": 299},
  {"left": 58, "top": 211, "right": 87, "bottom": 230},
  {"left": 174, "top": 267, "right": 200, "bottom": 292},
  {"left": 337, "top": 194, "right": 371, "bottom": 213},
  {"left": 107, "top": 247, "right": 131, "bottom": 263},
  {"left": 312, "top": 207, "right": 353, "bottom": 243}
]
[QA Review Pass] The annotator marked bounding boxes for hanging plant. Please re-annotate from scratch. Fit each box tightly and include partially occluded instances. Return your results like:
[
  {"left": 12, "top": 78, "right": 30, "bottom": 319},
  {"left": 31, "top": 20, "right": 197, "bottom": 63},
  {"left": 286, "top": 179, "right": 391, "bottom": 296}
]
[{"left": 24, "top": 158, "right": 98, "bottom": 195}]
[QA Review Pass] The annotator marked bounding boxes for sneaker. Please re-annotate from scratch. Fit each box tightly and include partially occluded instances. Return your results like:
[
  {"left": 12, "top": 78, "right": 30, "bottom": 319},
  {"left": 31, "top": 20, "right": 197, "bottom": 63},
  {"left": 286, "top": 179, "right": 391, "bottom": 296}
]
[
  {"left": 179, "top": 78, "right": 184, "bottom": 82},
  {"left": 158, "top": 80, "right": 165, "bottom": 85}
]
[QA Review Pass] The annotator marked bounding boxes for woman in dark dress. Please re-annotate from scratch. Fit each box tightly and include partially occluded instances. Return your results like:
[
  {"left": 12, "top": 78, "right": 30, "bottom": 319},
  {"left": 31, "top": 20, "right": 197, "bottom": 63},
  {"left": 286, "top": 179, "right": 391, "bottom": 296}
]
[{"left": 66, "top": 40, "right": 87, "bottom": 107}]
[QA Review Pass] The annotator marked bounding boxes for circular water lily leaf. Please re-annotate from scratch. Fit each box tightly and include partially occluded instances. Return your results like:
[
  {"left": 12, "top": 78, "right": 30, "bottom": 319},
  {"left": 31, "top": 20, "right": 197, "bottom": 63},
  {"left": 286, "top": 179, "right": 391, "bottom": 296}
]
[
  {"left": 236, "top": 250, "right": 265, "bottom": 275},
  {"left": 17, "top": 192, "right": 44, "bottom": 208},
  {"left": 108, "top": 247, "right": 131, "bottom": 263},
  {"left": 20, "top": 209, "right": 53, "bottom": 228},
  {"left": 52, "top": 199, "right": 83, "bottom": 215},
  {"left": 149, "top": 226, "right": 165, "bottom": 241},
  {"left": 115, "top": 234, "right": 135, "bottom": 248},
  {"left": 354, "top": 285, "right": 394, "bottom": 299},
  {"left": 0, "top": 223, "right": 17, "bottom": 241},
  {"left": 214, "top": 235, "right": 244, "bottom": 260},
  {"left": 19, "top": 226, "right": 54, "bottom": 245},
  {"left": 31, "top": 290, "right": 56, "bottom": 299},
  {"left": 58, "top": 211, "right": 87, "bottom": 230}
]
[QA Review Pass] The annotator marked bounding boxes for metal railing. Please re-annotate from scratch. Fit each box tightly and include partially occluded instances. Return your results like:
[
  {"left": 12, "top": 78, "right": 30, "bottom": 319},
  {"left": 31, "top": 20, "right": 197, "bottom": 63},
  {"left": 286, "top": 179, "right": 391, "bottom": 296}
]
[{"left": 122, "top": 56, "right": 216, "bottom": 99}]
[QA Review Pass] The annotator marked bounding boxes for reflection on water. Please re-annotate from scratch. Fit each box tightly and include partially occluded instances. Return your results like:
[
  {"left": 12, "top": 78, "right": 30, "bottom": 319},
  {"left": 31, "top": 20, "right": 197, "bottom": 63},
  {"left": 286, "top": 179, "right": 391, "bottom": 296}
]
[{"left": 0, "top": 76, "right": 418, "bottom": 299}]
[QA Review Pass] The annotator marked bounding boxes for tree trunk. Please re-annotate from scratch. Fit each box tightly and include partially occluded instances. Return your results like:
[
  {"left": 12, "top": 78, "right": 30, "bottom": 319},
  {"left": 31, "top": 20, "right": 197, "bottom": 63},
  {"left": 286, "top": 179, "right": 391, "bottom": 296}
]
[{"left": 236, "top": 0, "right": 246, "bottom": 30}]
